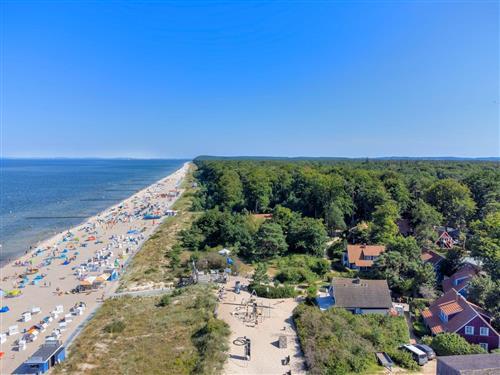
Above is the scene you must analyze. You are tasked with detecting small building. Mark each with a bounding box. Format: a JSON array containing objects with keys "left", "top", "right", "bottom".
[
  {"left": 422, "top": 289, "right": 499, "bottom": 351},
  {"left": 342, "top": 244, "right": 385, "bottom": 270},
  {"left": 421, "top": 249, "right": 445, "bottom": 272},
  {"left": 435, "top": 226, "right": 460, "bottom": 249},
  {"left": 22, "top": 341, "right": 65, "bottom": 373},
  {"left": 328, "top": 278, "right": 393, "bottom": 314},
  {"left": 421, "top": 248, "right": 445, "bottom": 280},
  {"left": 442, "top": 263, "right": 480, "bottom": 297},
  {"left": 437, "top": 354, "right": 500, "bottom": 375}
]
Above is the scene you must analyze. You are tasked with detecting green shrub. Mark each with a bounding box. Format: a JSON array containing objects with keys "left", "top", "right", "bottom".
[
  {"left": 248, "top": 283, "right": 297, "bottom": 298},
  {"left": 386, "top": 348, "right": 420, "bottom": 371},
  {"left": 103, "top": 319, "right": 125, "bottom": 334},
  {"left": 293, "top": 305, "right": 410, "bottom": 374},
  {"left": 429, "top": 333, "right": 487, "bottom": 356},
  {"left": 412, "top": 319, "right": 430, "bottom": 338},
  {"left": 192, "top": 317, "right": 230, "bottom": 374},
  {"left": 157, "top": 294, "right": 171, "bottom": 307}
]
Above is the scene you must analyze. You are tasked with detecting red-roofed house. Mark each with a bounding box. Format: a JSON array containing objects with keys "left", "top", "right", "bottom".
[
  {"left": 422, "top": 289, "right": 499, "bottom": 351},
  {"left": 442, "top": 263, "right": 480, "bottom": 297},
  {"left": 342, "top": 244, "right": 386, "bottom": 270}
]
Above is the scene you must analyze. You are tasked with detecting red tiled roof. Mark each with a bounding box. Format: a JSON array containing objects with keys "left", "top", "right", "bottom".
[
  {"left": 347, "top": 245, "right": 385, "bottom": 267},
  {"left": 422, "top": 289, "right": 478, "bottom": 334},
  {"left": 440, "top": 301, "right": 464, "bottom": 315}
]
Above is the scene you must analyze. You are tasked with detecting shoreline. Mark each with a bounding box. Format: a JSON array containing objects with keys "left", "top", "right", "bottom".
[
  {"left": 0, "top": 162, "right": 191, "bottom": 374},
  {"left": 0, "top": 162, "right": 189, "bottom": 268}
]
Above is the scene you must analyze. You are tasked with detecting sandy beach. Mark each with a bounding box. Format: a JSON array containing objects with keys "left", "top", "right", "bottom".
[{"left": 0, "top": 162, "right": 190, "bottom": 374}]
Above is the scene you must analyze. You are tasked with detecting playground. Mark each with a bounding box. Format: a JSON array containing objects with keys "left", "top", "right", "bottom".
[{"left": 217, "top": 276, "right": 305, "bottom": 374}]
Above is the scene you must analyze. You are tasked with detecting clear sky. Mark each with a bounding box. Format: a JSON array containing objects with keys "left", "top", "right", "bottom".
[{"left": 1, "top": 0, "right": 498, "bottom": 158}]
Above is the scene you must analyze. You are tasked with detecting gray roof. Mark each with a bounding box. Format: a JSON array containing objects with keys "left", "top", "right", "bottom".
[
  {"left": 330, "top": 278, "right": 392, "bottom": 309},
  {"left": 437, "top": 354, "right": 500, "bottom": 371},
  {"left": 25, "top": 342, "right": 63, "bottom": 364}
]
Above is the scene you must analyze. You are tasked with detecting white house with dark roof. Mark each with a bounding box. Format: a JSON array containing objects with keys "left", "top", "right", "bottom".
[{"left": 328, "top": 277, "right": 393, "bottom": 315}]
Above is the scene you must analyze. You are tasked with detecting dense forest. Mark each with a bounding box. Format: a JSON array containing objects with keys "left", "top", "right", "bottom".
[{"left": 181, "top": 158, "right": 499, "bottom": 325}]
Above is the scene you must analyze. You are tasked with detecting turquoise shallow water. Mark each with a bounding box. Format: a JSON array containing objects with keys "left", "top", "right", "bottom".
[{"left": 0, "top": 159, "right": 187, "bottom": 262}]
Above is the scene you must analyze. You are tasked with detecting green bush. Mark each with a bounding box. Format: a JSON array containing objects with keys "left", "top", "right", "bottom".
[
  {"left": 192, "top": 317, "right": 230, "bottom": 374},
  {"left": 248, "top": 283, "right": 297, "bottom": 298},
  {"left": 293, "top": 305, "right": 410, "bottom": 374},
  {"left": 412, "top": 319, "right": 430, "bottom": 338},
  {"left": 103, "top": 319, "right": 125, "bottom": 334},
  {"left": 386, "top": 348, "right": 420, "bottom": 371},
  {"left": 275, "top": 255, "right": 331, "bottom": 285},
  {"left": 429, "top": 333, "right": 487, "bottom": 356},
  {"left": 157, "top": 294, "right": 171, "bottom": 307}
]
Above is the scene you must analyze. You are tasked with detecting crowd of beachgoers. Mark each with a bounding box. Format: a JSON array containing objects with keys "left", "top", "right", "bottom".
[{"left": 0, "top": 162, "right": 189, "bottom": 374}]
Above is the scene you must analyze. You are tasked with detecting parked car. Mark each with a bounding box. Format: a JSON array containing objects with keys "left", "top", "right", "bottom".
[
  {"left": 401, "top": 344, "right": 428, "bottom": 366},
  {"left": 415, "top": 344, "right": 436, "bottom": 360}
]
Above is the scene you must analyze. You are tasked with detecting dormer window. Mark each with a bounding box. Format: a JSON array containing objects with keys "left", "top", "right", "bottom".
[
  {"left": 454, "top": 276, "right": 468, "bottom": 286},
  {"left": 439, "top": 309, "right": 448, "bottom": 322}
]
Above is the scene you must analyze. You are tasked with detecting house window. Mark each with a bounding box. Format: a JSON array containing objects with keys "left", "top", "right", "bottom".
[
  {"left": 480, "top": 327, "right": 489, "bottom": 336},
  {"left": 439, "top": 310, "right": 448, "bottom": 323},
  {"left": 465, "top": 326, "right": 474, "bottom": 335},
  {"left": 479, "top": 343, "right": 488, "bottom": 351}
]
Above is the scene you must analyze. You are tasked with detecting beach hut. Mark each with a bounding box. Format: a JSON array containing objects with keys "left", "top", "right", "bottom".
[
  {"left": 22, "top": 312, "right": 32, "bottom": 322},
  {"left": 22, "top": 341, "right": 65, "bottom": 373},
  {"left": 9, "top": 325, "right": 19, "bottom": 336}
]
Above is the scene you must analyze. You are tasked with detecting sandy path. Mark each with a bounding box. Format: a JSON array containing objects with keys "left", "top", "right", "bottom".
[{"left": 0, "top": 162, "right": 190, "bottom": 374}]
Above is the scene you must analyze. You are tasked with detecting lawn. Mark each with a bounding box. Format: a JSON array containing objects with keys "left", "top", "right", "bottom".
[{"left": 54, "top": 286, "right": 229, "bottom": 375}]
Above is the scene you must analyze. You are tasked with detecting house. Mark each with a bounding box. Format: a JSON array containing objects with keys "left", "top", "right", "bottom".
[
  {"left": 435, "top": 226, "right": 460, "bottom": 249},
  {"left": 21, "top": 341, "right": 65, "bottom": 373},
  {"left": 421, "top": 249, "right": 445, "bottom": 271},
  {"left": 328, "top": 277, "right": 393, "bottom": 314},
  {"left": 342, "top": 244, "right": 385, "bottom": 270},
  {"left": 437, "top": 354, "right": 500, "bottom": 375},
  {"left": 442, "top": 263, "right": 480, "bottom": 297},
  {"left": 422, "top": 289, "right": 499, "bottom": 351},
  {"left": 421, "top": 248, "right": 445, "bottom": 281}
]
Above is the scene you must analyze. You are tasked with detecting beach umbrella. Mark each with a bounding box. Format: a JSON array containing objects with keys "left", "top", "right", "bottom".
[{"left": 0, "top": 306, "right": 9, "bottom": 313}]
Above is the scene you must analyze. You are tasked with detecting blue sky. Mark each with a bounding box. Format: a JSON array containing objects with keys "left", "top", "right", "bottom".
[{"left": 2, "top": 1, "right": 498, "bottom": 158}]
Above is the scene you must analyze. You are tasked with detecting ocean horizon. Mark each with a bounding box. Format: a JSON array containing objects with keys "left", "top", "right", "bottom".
[{"left": 0, "top": 158, "right": 188, "bottom": 262}]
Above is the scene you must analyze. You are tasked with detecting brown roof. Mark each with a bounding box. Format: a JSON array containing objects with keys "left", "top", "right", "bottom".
[
  {"left": 252, "top": 213, "right": 273, "bottom": 219},
  {"left": 421, "top": 249, "right": 445, "bottom": 267},
  {"left": 347, "top": 245, "right": 385, "bottom": 267},
  {"left": 422, "top": 289, "right": 484, "bottom": 335},
  {"left": 330, "top": 278, "right": 392, "bottom": 310}
]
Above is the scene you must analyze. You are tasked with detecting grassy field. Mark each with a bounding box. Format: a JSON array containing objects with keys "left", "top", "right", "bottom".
[
  {"left": 54, "top": 286, "right": 229, "bottom": 375},
  {"left": 118, "top": 164, "right": 201, "bottom": 291}
]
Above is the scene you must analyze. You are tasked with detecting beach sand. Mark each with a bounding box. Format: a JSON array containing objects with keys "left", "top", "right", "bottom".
[{"left": 0, "top": 162, "right": 190, "bottom": 374}]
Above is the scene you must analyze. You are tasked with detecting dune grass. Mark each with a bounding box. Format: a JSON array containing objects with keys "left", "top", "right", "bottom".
[
  {"left": 54, "top": 286, "right": 229, "bottom": 375},
  {"left": 118, "top": 164, "right": 201, "bottom": 291}
]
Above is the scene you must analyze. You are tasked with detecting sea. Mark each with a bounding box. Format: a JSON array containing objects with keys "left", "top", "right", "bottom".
[{"left": 0, "top": 158, "right": 187, "bottom": 263}]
